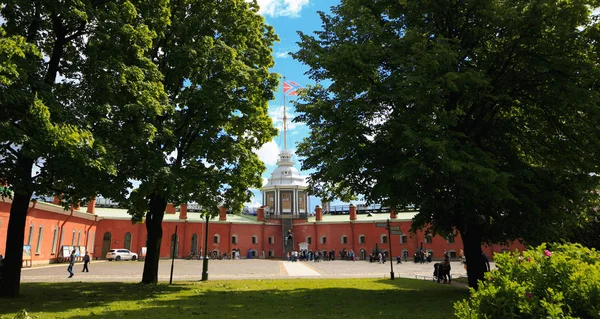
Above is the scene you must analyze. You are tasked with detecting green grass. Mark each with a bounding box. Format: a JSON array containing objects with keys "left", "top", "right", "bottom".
[{"left": 1, "top": 279, "right": 467, "bottom": 319}]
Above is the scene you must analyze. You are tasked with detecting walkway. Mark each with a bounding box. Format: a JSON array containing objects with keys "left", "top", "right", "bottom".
[{"left": 281, "top": 261, "right": 322, "bottom": 277}]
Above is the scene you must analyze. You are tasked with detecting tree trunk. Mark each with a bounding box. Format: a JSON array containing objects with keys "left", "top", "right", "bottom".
[
  {"left": 460, "top": 224, "right": 485, "bottom": 290},
  {"left": 141, "top": 194, "right": 167, "bottom": 284},
  {"left": 0, "top": 158, "right": 34, "bottom": 298}
]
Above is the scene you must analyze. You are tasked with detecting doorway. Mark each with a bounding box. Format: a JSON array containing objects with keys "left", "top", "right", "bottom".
[{"left": 101, "top": 232, "right": 112, "bottom": 259}]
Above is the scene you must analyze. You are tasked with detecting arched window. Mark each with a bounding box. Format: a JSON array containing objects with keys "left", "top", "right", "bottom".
[
  {"left": 77, "top": 230, "right": 82, "bottom": 246},
  {"left": 231, "top": 235, "right": 238, "bottom": 245},
  {"left": 268, "top": 250, "right": 274, "bottom": 257},
  {"left": 27, "top": 223, "right": 34, "bottom": 246},
  {"left": 51, "top": 227, "right": 58, "bottom": 254},
  {"left": 380, "top": 234, "right": 387, "bottom": 244},
  {"left": 268, "top": 236, "right": 274, "bottom": 244},
  {"left": 306, "top": 236, "right": 312, "bottom": 244},
  {"left": 320, "top": 236, "right": 326, "bottom": 244},
  {"left": 191, "top": 234, "right": 199, "bottom": 253},
  {"left": 124, "top": 232, "right": 132, "bottom": 250},
  {"left": 425, "top": 234, "right": 432, "bottom": 244},
  {"left": 446, "top": 235, "right": 455, "bottom": 244},
  {"left": 358, "top": 235, "right": 365, "bottom": 244},
  {"left": 400, "top": 234, "right": 408, "bottom": 244},
  {"left": 341, "top": 235, "right": 348, "bottom": 244},
  {"left": 213, "top": 234, "right": 220, "bottom": 244},
  {"left": 252, "top": 235, "right": 258, "bottom": 244},
  {"left": 60, "top": 228, "right": 66, "bottom": 246},
  {"left": 90, "top": 231, "right": 95, "bottom": 254},
  {"left": 71, "top": 230, "right": 76, "bottom": 246},
  {"left": 35, "top": 225, "right": 44, "bottom": 254}
]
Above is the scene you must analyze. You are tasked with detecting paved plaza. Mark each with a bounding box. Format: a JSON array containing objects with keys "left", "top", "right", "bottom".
[{"left": 20, "top": 259, "right": 490, "bottom": 282}]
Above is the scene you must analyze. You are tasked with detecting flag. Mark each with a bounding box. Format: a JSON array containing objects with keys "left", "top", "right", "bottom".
[{"left": 283, "top": 80, "right": 302, "bottom": 96}]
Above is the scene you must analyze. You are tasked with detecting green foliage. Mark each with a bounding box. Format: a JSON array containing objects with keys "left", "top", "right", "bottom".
[
  {"left": 293, "top": 0, "right": 600, "bottom": 245},
  {"left": 122, "top": 0, "right": 279, "bottom": 221},
  {"left": 454, "top": 243, "right": 600, "bottom": 318},
  {"left": 0, "top": 0, "right": 169, "bottom": 204}
]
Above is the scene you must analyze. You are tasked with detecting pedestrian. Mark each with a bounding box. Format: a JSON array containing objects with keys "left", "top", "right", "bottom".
[
  {"left": 67, "top": 250, "right": 76, "bottom": 278},
  {"left": 82, "top": 252, "right": 90, "bottom": 272}
]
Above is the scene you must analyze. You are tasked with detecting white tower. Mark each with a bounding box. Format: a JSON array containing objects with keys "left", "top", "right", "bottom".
[{"left": 261, "top": 150, "right": 308, "bottom": 216}]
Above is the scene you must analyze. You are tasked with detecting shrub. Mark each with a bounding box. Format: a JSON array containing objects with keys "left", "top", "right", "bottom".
[{"left": 454, "top": 243, "right": 600, "bottom": 319}]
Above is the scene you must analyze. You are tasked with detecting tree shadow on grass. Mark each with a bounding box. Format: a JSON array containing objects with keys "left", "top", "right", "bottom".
[
  {"left": 2, "top": 279, "right": 468, "bottom": 319},
  {"left": 2, "top": 282, "right": 185, "bottom": 316}
]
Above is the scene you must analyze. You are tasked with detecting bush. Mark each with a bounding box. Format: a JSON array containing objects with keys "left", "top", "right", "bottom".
[{"left": 454, "top": 243, "right": 600, "bottom": 319}]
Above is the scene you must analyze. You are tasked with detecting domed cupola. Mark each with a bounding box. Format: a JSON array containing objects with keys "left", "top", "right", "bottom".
[{"left": 262, "top": 149, "right": 309, "bottom": 216}]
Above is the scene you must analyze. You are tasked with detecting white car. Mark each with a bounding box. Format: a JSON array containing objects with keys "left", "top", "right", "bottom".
[{"left": 106, "top": 249, "right": 138, "bottom": 261}]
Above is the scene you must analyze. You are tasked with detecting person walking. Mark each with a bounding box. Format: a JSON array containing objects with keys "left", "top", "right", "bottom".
[
  {"left": 67, "top": 250, "right": 76, "bottom": 278},
  {"left": 82, "top": 252, "right": 90, "bottom": 272}
]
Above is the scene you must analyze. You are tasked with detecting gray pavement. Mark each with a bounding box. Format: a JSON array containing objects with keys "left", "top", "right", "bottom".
[{"left": 20, "top": 259, "right": 491, "bottom": 282}]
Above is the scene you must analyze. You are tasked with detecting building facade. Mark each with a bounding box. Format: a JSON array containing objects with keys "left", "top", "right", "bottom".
[{"left": 0, "top": 151, "right": 524, "bottom": 266}]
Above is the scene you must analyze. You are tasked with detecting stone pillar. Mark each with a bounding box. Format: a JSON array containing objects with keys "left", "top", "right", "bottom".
[
  {"left": 257, "top": 206, "right": 265, "bottom": 222},
  {"left": 315, "top": 205, "right": 322, "bottom": 221},
  {"left": 72, "top": 201, "right": 80, "bottom": 211},
  {"left": 219, "top": 206, "right": 227, "bottom": 221},
  {"left": 390, "top": 209, "right": 397, "bottom": 219},
  {"left": 349, "top": 204, "right": 357, "bottom": 221},
  {"left": 87, "top": 197, "right": 96, "bottom": 214},
  {"left": 179, "top": 204, "right": 188, "bottom": 220},
  {"left": 165, "top": 203, "right": 176, "bottom": 214}
]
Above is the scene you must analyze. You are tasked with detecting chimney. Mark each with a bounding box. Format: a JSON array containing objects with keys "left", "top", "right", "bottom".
[
  {"left": 315, "top": 205, "right": 322, "bottom": 221},
  {"left": 52, "top": 196, "right": 61, "bottom": 205},
  {"left": 349, "top": 204, "right": 357, "bottom": 221},
  {"left": 87, "top": 197, "right": 96, "bottom": 214},
  {"left": 257, "top": 206, "right": 265, "bottom": 222},
  {"left": 179, "top": 204, "right": 188, "bottom": 219},
  {"left": 390, "top": 209, "right": 397, "bottom": 219},
  {"left": 219, "top": 206, "right": 227, "bottom": 221},
  {"left": 166, "top": 203, "right": 176, "bottom": 214},
  {"left": 72, "top": 201, "right": 80, "bottom": 211}
]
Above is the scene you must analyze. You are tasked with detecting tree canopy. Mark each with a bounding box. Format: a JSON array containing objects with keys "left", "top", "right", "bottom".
[
  {"left": 293, "top": 0, "right": 600, "bottom": 288},
  {"left": 113, "top": 0, "right": 279, "bottom": 284},
  {"left": 0, "top": 0, "right": 169, "bottom": 297}
]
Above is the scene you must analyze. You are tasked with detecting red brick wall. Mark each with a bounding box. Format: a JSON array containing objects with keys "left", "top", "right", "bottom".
[{"left": 0, "top": 201, "right": 97, "bottom": 265}]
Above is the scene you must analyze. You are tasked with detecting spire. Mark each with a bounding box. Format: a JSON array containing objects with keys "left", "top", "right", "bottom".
[{"left": 283, "top": 76, "right": 287, "bottom": 150}]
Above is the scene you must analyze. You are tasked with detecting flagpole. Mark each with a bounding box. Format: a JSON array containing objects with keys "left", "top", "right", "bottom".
[{"left": 283, "top": 76, "right": 287, "bottom": 150}]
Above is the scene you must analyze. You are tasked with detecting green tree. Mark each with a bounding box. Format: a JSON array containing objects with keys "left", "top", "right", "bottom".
[
  {"left": 0, "top": 0, "right": 168, "bottom": 297},
  {"left": 293, "top": 0, "right": 600, "bottom": 289},
  {"left": 120, "top": 0, "right": 278, "bottom": 284}
]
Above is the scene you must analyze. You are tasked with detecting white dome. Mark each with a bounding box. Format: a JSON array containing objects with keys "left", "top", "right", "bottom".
[{"left": 263, "top": 150, "right": 308, "bottom": 188}]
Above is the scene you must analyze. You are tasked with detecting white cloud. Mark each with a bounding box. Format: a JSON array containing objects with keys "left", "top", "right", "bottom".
[
  {"left": 275, "top": 51, "right": 290, "bottom": 58},
  {"left": 254, "top": 139, "right": 281, "bottom": 166},
  {"left": 254, "top": 0, "right": 310, "bottom": 18}
]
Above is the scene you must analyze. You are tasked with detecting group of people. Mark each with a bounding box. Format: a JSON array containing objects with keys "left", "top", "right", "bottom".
[
  {"left": 414, "top": 250, "right": 433, "bottom": 263},
  {"left": 210, "top": 249, "right": 242, "bottom": 260},
  {"left": 66, "top": 250, "right": 91, "bottom": 278},
  {"left": 285, "top": 249, "right": 356, "bottom": 262}
]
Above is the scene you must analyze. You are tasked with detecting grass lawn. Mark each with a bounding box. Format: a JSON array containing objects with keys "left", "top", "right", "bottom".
[{"left": 1, "top": 278, "right": 467, "bottom": 319}]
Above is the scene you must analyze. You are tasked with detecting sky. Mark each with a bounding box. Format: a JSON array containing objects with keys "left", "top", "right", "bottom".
[{"left": 249, "top": 0, "right": 341, "bottom": 209}]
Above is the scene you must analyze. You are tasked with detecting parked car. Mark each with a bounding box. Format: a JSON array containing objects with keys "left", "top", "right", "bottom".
[{"left": 106, "top": 249, "right": 138, "bottom": 261}]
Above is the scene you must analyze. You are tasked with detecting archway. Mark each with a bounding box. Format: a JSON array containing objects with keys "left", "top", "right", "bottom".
[
  {"left": 124, "top": 232, "right": 132, "bottom": 251},
  {"left": 101, "top": 232, "right": 112, "bottom": 259},
  {"left": 359, "top": 248, "right": 366, "bottom": 261}
]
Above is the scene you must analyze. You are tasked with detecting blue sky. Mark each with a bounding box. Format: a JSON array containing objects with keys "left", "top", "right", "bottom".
[{"left": 249, "top": 0, "right": 341, "bottom": 209}]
